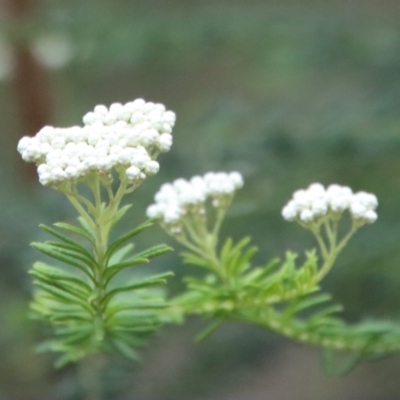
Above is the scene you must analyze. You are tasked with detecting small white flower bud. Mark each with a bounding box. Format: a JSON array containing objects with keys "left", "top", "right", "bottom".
[
  {"left": 103, "top": 112, "right": 117, "bottom": 126},
  {"left": 51, "top": 167, "right": 66, "bottom": 181},
  {"left": 130, "top": 112, "right": 145, "bottom": 125},
  {"left": 145, "top": 160, "right": 160, "bottom": 176},
  {"left": 37, "top": 164, "right": 49, "bottom": 175},
  {"left": 282, "top": 204, "right": 297, "bottom": 221},
  {"left": 158, "top": 134, "right": 173, "bottom": 152},
  {"left": 300, "top": 209, "right": 314, "bottom": 222},
  {"left": 146, "top": 204, "right": 162, "bottom": 219},
  {"left": 229, "top": 171, "right": 244, "bottom": 189},
  {"left": 39, "top": 172, "right": 52, "bottom": 186},
  {"left": 143, "top": 102, "right": 155, "bottom": 112},
  {"left": 311, "top": 199, "right": 328, "bottom": 216},
  {"left": 126, "top": 165, "right": 141, "bottom": 181},
  {"left": 308, "top": 183, "right": 325, "bottom": 197},
  {"left": 51, "top": 136, "right": 66, "bottom": 149},
  {"left": 350, "top": 202, "right": 367, "bottom": 219},
  {"left": 109, "top": 103, "right": 123, "bottom": 114},
  {"left": 330, "top": 196, "right": 349, "bottom": 212},
  {"left": 83, "top": 112, "right": 101, "bottom": 126},
  {"left": 132, "top": 98, "right": 146, "bottom": 108},
  {"left": 65, "top": 166, "right": 78, "bottom": 178},
  {"left": 94, "top": 105, "right": 108, "bottom": 115},
  {"left": 164, "top": 111, "right": 176, "bottom": 124},
  {"left": 364, "top": 210, "right": 378, "bottom": 223},
  {"left": 17, "top": 136, "right": 32, "bottom": 153}
]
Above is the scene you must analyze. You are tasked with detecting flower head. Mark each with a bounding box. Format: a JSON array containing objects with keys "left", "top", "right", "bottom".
[
  {"left": 17, "top": 99, "right": 176, "bottom": 187},
  {"left": 147, "top": 172, "right": 243, "bottom": 234},
  {"left": 282, "top": 183, "right": 378, "bottom": 225}
]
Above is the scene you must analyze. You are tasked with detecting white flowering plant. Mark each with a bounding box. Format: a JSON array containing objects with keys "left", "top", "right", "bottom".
[
  {"left": 147, "top": 174, "right": 399, "bottom": 375},
  {"left": 18, "top": 98, "right": 400, "bottom": 379},
  {"left": 18, "top": 99, "right": 177, "bottom": 367}
]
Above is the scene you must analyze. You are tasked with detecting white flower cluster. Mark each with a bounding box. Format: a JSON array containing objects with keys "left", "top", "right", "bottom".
[
  {"left": 146, "top": 172, "right": 244, "bottom": 226},
  {"left": 282, "top": 183, "right": 378, "bottom": 224},
  {"left": 17, "top": 99, "right": 176, "bottom": 186}
]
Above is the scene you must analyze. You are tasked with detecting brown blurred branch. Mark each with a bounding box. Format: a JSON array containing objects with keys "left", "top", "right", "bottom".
[{"left": 4, "top": 0, "right": 52, "bottom": 184}]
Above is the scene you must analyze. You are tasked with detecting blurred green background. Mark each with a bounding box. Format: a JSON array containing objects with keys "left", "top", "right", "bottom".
[{"left": 2, "top": 0, "right": 400, "bottom": 399}]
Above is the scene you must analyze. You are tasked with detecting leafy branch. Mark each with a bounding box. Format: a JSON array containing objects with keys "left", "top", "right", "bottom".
[
  {"left": 30, "top": 175, "right": 174, "bottom": 367},
  {"left": 170, "top": 233, "right": 400, "bottom": 373}
]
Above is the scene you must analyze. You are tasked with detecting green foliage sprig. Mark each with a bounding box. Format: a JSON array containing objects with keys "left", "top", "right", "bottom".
[
  {"left": 17, "top": 98, "right": 178, "bottom": 367},
  {"left": 18, "top": 98, "right": 400, "bottom": 377},
  {"left": 147, "top": 174, "right": 400, "bottom": 374},
  {"left": 29, "top": 176, "right": 173, "bottom": 367}
]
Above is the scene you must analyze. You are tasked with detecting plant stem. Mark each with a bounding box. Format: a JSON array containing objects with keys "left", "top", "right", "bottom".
[{"left": 78, "top": 355, "right": 104, "bottom": 400}]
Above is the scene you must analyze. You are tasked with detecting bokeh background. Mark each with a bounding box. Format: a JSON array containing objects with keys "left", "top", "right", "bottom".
[{"left": 2, "top": 0, "right": 400, "bottom": 399}]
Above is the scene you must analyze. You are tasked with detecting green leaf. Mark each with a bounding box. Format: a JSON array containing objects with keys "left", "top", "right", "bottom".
[
  {"left": 108, "top": 243, "right": 134, "bottom": 266},
  {"left": 62, "top": 330, "right": 92, "bottom": 345},
  {"left": 32, "top": 273, "right": 90, "bottom": 301},
  {"left": 282, "top": 251, "right": 297, "bottom": 276},
  {"left": 221, "top": 237, "right": 252, "bottom": 274},
  {"left": 232, "top": 246, "right": 258, "bottom": 275},
  {"left": 195, "top": 320, "right": 223, "bottom": 342},
  {"left": 40, "top": 224, "right": 92, "bottom": 252},
  {"left": 107, "top": 314, "right": 159, "bottom": 328},
  {"left": 55, "top": 353, "right": 82, "bottom": 369},
  {"left": 31, "top": 242, "right": 93, "bottom": 280},
  {"left": 30, "top": 300, "right": 86, "bottom": 316},
  {"left": 257, "top": 258, "right": 282, "bottom": 280},
  {"left": 184, "top": 277, "right": 217, "bottom": 294},
  {"left": 34, "top": 281, "right": 91, "bottom": 312},
  {"left": 110, "top": 204, "right": 132, "bottom": 229},
  {"left": 285, "top": 294, "right": 333, "bottom": 317},
  {"left": 133, "top": 244, "right": 173, "bottom": 261},
  {"left": 31, "top": 262, "right": 92, "bottom": 292},
  {"left": 77, "top": 217, "right": 96, "bottom": 240},
  {"left": 220, "top": 238, "right": 233, "bottom": 264},
  {"left": 41, "top": 242, "right": 95, "bottom": 269},
  {"left": 112, "top": 337, "right": 140, "bottom": 361},
  {"left": 181, "top": 252, "right": 211, "bottom": 269},
  {"left": 50, "top": 313, "right": 91, "bottom": 323},
  {"left": 40, "top": 224, "right": 95, "bottom": 262},
  {"left": 44, "top": 241, "right": 96, "bottom": 265},
  {"left": 94, "top": 314, "right": 105, "bottom": 341},
  {"left": 243, "top": 258, "right": 281, "bottom": 284},
  {"left": 308, "top": 305, "right": 344, "bottom": 327},
  {"left": 55, "top": 325, "right": 93, "bottom": 337},
  {"left": 109, "top": 331, "right": 148, "bottom": 348},
  {"left": 34, "top": 277, "right": 89, "bottom": 303},
  {"left": 322, "top": 348, "right": 364, "bottom": 376},
  {"left": 102, "top": 272, "right": 174, "bottom": 307},
  {"left": 54, "top": 222, "right": 95, "bottom": 244},
  {"left": 106, "top": 219, "right": 154, "bottom": 261},
  {"left": 104, "top": 257, "right": 149, "bottom": 285},
  {"left": 106, "top": 301, "right": 168, "bottom": 319},
  {"left": 111, "top": 325, "right": 158, "bottom": 334}
]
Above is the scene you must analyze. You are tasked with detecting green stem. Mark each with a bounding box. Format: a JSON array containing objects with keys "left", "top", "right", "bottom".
[
  {"left": 310, "top": 225, "right": 328, "bottom": 260},
  {"left": 336, "top": 224, "right": 358, "bottom": 254},
  {"left": 315, "top": 223, "right": 359, "bottom": 282},
  {"left": 90, "top": 176, "right": 102, "bottom": 210},
  {"left": 66, "top": 195, "right": 96, "bottom": 229},
  {"left": 235, "top": 310, "right": 400, "bottom": 354},
  {"left": 182, "top": 218, "right": 206, "bottom": 248},
  {"left": 175, "top": 234, "right": 205, "bottom": 256},
  {"left": 212, "top": 206, "right": 227, "bottom": 237},
  {"left": 78, "top": 355, "right": 104, "bottom": 400}
]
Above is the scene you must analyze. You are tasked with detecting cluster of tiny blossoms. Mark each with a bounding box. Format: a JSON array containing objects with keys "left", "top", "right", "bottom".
[
  {"left": 17, "top": 99, "right": 175, "bottom": 186},
  {"left": 282, "top": 183, "right": 378, "bottom": 224},
  {"left": 146, "top": 172, "right": 243, "bottom": 230}
]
